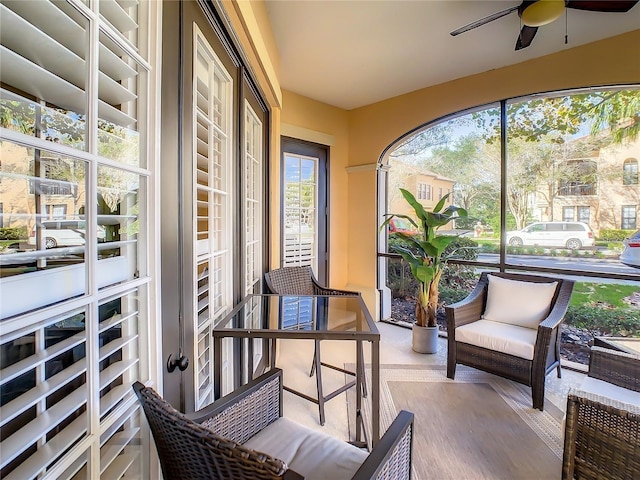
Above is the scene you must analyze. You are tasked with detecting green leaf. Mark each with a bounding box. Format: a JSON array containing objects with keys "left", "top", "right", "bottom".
[
  {"left": 414, "top": 264, "right": 435, "bottom": 284},
  {"left": 432, "top": 193, "right": 450, "bottom": 213},
  {"left": 400, "top": 188, "right": 428, "bottom": 222}
]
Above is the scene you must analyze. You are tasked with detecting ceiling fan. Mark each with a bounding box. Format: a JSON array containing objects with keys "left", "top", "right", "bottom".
[{"left": 450, "top": 0, "right": 639, "bottom": 51}]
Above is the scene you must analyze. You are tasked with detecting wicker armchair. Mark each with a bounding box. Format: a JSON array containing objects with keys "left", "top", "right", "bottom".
[
  {"left": 445, "top": 271, "right": 575, "bottom": 411},
  {"left": 562, "top": 346, "right": 640, "bottom": 480},
  {"left": 264, "top": 266, "right": 365, "bottom": 425},
  {"left": 134, "top": 368, "right": 414, "bottom": 480},
  {"left": 264, "top": 266, "right": 358, "bottom": 298}
]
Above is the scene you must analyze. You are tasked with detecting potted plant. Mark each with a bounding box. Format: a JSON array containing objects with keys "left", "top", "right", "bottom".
[{"left": 382, "top": 188, "right": 468, "bottom": 353}]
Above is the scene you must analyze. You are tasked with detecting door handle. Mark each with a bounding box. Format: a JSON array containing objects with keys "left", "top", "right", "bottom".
[{"left": 167, "top": 353, "right": 189, "bottom": 372}]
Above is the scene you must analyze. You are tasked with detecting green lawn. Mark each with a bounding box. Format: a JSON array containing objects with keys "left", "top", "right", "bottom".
[{"left": 571, "top": 282, "right": 639, "bottom": 310}]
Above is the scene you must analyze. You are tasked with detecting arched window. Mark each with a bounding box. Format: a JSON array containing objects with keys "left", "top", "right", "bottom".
[{"left": 623, "top": 158, "right": 638, "bottom": 185}]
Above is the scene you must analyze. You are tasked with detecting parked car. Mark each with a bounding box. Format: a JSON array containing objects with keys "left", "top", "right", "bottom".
[
  {"left": 506, "top": 221, "right": 594, "bottom": 250},
  {"left": 620, "top": 230, "right": 640, "bottom": 269},
  {"left": 387, "top": 217, "right": 419, "bottom": 235},
  {"left": 28, "top": 220, "right": 106, "bottom": 249}
]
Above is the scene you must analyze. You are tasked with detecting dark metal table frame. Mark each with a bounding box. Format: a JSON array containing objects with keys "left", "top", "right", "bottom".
[{"left": 212, "top": 294, "right": 381, "bottom": 447}]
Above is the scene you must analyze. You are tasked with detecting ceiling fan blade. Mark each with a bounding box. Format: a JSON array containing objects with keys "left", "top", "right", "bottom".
[
  {"left": 450, "top": 5, "right": 520, "bottom": 36},
  {"left": 566, "top": 0, "right": 639, "bottom": 12},
  {"left": 515, "top": 25, "right": 539, "bottom": 50}
]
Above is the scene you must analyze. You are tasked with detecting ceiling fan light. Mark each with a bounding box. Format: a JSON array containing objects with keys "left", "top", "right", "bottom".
[{"left": 521, "top": 0, "right": 566, "bottom": 27}]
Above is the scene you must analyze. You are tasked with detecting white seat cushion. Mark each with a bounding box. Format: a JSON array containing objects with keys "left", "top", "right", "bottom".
[
  {"left": 579, "top": 376, "right": 640, "bottom": 406},
  {"left": 455, "top": 319, "right": 538, "bottom": 360},
  {"left": 244, "top": 417, "right": 368, "bottom": 479},
  {"left": 483, "top": 275, "right": 557, "bottom": 329}
]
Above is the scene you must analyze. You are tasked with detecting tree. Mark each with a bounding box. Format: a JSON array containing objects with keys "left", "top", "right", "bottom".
[
  {"left": 474, "top": 89, "right": 640, "bottom": 146},
  {"left": 429, "top": 134, "right": 499, "bottom": 214},
  {"left": 389, "top": 122, "right": 452, "bottom": 159}
]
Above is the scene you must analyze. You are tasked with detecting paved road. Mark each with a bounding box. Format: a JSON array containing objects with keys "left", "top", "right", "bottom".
[{"left": 477, "top": 253, "right": 640, "bottom": 277}]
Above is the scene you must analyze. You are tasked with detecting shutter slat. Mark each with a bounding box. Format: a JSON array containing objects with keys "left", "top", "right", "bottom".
[
  {"left": 100, "top": 383, "right": 132, "bottom": 417},
  {"left": 98, "top": 311, "right": 137, "bottom": 334},
  {"left": 0, "top": 387, "right": 86, "bottom": 468},
  {"left": 100, "top": 428, "right": 139, "bottom": 474},
  {"left": 3, "top": 414, "right": 87, "bottom": 480},
  {"left": 100, "top": 0, "right": 138, "bottom": 34},
  {"left": 100, "top": 358, "right": 138, "bottom": 390},
  {"left": 0, "top": 330, "right": 85, "bottom": 387},
  {"left": 0, "top": 46, "right": 136, "bottom": 127},
  {"left": 0, "top": 5, "right": 136, "bottom": 108},
  {"left": 101, "top": 451, "right": 139, "bottom": 480},
  {"left": 3, "top": 0, "right": 85, "bottom": 58},
  {"left": 98, "top": 334, "right": 138, "bottom": 362},
  {"left": 0, "top": 358, "right": 86, "bottom": 426}
]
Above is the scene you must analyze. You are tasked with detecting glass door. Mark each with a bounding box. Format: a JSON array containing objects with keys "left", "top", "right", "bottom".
[{"left": 281, "top": 138, "right": 328, "bottom": 283}]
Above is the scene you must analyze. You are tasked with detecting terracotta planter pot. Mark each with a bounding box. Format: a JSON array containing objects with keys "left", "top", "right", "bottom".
[{"left": 412, "top": 324, "right": 439, "bottom": 354}]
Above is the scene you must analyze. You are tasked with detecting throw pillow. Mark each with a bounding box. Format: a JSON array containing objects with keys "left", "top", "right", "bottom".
[{"left": 482, "top": 275, "right": 558, "bottom": 329}]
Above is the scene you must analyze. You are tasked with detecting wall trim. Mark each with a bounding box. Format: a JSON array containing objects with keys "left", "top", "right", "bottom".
[
  {"left": 346, "top": 163, "right": 377, "bottom": 173},
  {"left": 281, "top": 123, "right": 335, "bottom": 146}
]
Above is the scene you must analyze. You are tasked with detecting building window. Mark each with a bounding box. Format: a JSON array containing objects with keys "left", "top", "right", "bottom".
[
  {"left": 46, "top": 204, "right": 67, "bottom": 219},
  {"left": 577, "top": 206, "right": 590, "bottom": 224},
  {"left": 438, "top": 187, "right": 443, "bottom": 199},
  {"left": 623, "top": 158, "right": 638, "bottom": 185},
  {"left": 417, "top": 182, "right": 430, "bottom": 200},
  {"left": 563, "top": 207, "right": 575, "bottom": 222},
  {"left": 622, "top": 205, "right": 637, "bottom": 230},
  {"left": 558, "top": 160, "right": 597, "bottom": 196}
]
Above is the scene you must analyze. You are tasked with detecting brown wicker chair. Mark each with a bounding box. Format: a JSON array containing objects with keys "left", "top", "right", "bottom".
[
  {"left": 133, "top": 368, "right": 414, "bottom": 480},
  {"left": 562, "top": 346, "right": 640, "bottom": 480},
  {"left": 445, "top": 271, "right": 575, "bottom": 411},
  {"left": 264, "top": 266, "right": 365, "bottom": 425}
]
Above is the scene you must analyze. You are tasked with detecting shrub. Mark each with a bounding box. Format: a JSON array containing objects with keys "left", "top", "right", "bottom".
[
  {"left": 599, "top": 229, "right": 635, "bottom": 241},
  {"left": 564, "top": 304, "right": 640, "bottom": 336},
  {"left": 439, "top": 285, "right": 471, "bottom": 306},
  {"left": 0, "top": 227, "right": 27, "bottom": 240}
]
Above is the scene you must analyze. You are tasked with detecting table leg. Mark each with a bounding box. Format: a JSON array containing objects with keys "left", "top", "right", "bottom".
[
  {"left": 355, "top": 339, "right": 363, "bottom": 444},
  {"left": 372, "top": 338, "right": 380, "bottom": 447},
  {"left": 214, "top": 336, "right": 222, "bottom": 399}
]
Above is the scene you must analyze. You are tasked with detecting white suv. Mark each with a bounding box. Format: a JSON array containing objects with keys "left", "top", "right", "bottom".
[
  {"left": 506, "top": 221, "right": 594, "bottom": 250},
  {"left": 28, "top": 220, "right": 106, "bottom": 249}
]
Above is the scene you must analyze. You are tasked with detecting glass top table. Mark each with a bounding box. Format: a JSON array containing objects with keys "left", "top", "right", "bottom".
[
  {"left": 594, "top": 336, "right": 640, "bottom": 355},
  {"left": 212, "top": 294, "right": 381, "bottom": 446}
]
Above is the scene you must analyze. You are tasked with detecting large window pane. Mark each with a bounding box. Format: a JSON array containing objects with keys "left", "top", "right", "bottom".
[
  {"left": 504, "top": 91, "right": 640, "bottom": 275},
  {"left": 0, "top": 143, "right": 87, "bottom": 319},
  {"left": 97, "top": 165, "right": 140, "bottom": 286},
  {"left": 385, "top": 107, "right": 501, "bottom": 323},
  {"left": 381, "top": 87, "right": 639, "bottom": 367}
]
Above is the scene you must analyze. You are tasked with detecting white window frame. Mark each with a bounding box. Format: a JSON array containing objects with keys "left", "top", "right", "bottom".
[{"left": 0, "top": 1, "right": 161, "bottom": 478}]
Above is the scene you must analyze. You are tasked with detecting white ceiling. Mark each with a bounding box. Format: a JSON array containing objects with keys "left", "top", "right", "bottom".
[{"left": 265, "top": 0, "right": 640, "bottom": 110}]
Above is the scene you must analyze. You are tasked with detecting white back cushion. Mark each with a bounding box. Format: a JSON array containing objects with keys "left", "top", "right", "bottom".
[{"left": 482, "top": 275, "right": 558, "bottom": 329}]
